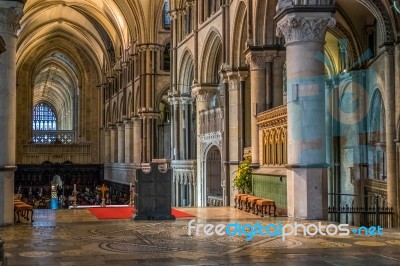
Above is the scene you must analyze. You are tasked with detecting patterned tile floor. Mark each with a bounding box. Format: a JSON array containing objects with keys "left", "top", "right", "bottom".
[{"left": 1, "top": 207, "right": 400, "bottom": 265}]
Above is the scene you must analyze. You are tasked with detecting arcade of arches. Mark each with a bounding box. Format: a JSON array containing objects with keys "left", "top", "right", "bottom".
[{"left": 0, "top": 0, "right": 400, "bottom": 226}]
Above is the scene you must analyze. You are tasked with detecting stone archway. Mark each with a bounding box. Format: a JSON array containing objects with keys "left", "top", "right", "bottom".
[{"left": 205, "top": 146, "right": 223, "bottom": 206}]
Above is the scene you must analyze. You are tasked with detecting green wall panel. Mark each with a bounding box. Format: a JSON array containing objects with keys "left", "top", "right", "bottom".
[{"left": 252, "top": 174, "right": 287, "bottom": 210}]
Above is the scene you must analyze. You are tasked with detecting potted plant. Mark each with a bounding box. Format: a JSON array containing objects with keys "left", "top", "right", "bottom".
[{"left": 233, "top": 158, "right": 252, "bottom": 194}]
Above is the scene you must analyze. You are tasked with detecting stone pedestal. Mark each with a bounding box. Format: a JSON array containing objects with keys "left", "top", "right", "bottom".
[
  {"left": 0, "top": 1, "right": 23, "bottom": 226},
  {"left": 287, "top": 167, "right": 328, "bottom": 219},
  {"left": 276, "top": 8, "right": 335, "bottom": 219}
]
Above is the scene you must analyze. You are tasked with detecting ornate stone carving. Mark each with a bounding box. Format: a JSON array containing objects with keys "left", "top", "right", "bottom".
[
  {"left": 0, "top": 7, "right": 23, "bottom": 34},
  {"left": 257, "top": 104, "right": 287, "bottom": 129},
  {"left": 276, "top": 16, "right": 336, "bottom": 44},
  {"left": 227, "top": 73, "right": 239, "bottom": 91},
  {"left": 274, "top": 55, "right": 286, "bottom": 68},
  {"left": 191, "top": 87, "right": 218, "bottom": 102},
  {"left": 245, "top": 54, "right": 273, "bottom": 71},
  {"left": 276, "top": 0, "right": 294, "bottom": 12}
]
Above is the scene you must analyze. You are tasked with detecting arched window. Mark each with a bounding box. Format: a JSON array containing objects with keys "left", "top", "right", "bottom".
[
  {"left": 163, "top": 0, "right": 171, "bottom": 28},
  {"left": 33, "top": 103, "right": 57, "bottom": 130}
]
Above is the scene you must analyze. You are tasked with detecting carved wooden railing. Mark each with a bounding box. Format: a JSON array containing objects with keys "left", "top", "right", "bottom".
[
  {"left": 257, "top": 105, "right": 288, "bottom": 166},
  {"left": 199, "top": 107, "right": 223, "bottom": 135}
]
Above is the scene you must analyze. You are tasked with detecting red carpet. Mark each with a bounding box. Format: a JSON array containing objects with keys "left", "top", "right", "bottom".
[{"left": 87, "top": 206, "right": 195, "bottom": 219}]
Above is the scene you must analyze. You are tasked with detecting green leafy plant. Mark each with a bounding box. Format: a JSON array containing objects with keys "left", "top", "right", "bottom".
[{"left": 233, "top": 159, "right": 252, "bottom": 194}]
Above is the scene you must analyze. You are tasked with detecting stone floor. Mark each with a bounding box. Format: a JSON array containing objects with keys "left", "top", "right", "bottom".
[{"left": 1, "top": 207, "right": 400, "bottom": 265}]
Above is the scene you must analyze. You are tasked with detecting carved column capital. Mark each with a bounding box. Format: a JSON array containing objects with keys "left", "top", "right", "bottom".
[
  {"left": 191, "top": 87, "right": 218, "bottom": 102},
  {"left": 276, "top": 15, "right": 336, "bottom": 44},
  {"left": 227, "top": 73, "right": 240, "bottom": 91},
  {"left": 219, "top": 72, "right": 229, "bottom": 84},
  {"left": 116, "top": 122, "right": 125, "bottom": 130},
  {"left": 123, "top": 118, "right": 133, "bottom": 128},
  {"left": 274, "top": 55, "right": 286, "bottom": 68},
  {"left": 0, "top": 6, "right": 23, "bottom": 34},
  {"left": 245, "top": 53, "right": 274, "bottom": 71}
]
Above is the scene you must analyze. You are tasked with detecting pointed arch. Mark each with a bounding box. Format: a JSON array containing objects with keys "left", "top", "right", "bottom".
[
  {"left": 179, "top": 49, "right": 195, "bottom": 93},
  {"left": 232, "top": 1, "right": 247, "bottom": 68},
  {"left": 200, "top": 29, "right": 222, "bottom": 84}
]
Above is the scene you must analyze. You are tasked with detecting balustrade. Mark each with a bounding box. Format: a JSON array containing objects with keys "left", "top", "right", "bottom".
[{"left": 32, "top": 130, "right": 75, "bottom": 144}]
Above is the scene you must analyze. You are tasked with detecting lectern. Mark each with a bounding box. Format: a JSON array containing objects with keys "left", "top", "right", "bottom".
[{"left": 133, "top": 163, "right": 175, "bottom": 220}]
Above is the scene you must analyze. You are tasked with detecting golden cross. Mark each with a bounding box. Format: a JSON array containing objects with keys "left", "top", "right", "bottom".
[{"left": 98, "top": 184, "right": 109, "bottom": 199}]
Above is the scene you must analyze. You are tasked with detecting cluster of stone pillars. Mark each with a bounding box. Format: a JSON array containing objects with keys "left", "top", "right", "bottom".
[
  {"left": 245, "top": 51, "right": 285, "bottom": 168},
  {"left": 103, "top": 117, "right": 142, "bottom": 164},
  {"left": 0, "top": 1, "right": 24, "bottom": 226}
]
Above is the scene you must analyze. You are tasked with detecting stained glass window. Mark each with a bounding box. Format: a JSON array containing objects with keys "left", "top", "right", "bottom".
[
  {"left": 33, "top": 103, "right": 57, "bottom": 130},
  {"left": 163, "top": 0, "right": 171, "bottom": 27}
]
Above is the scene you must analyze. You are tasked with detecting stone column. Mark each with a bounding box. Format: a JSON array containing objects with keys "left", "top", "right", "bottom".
[
  {"left": 245, "top": 53, "right": 270, "bottom": 166},
  {"left": 0, "top": 1, "right": 23, "bottom": 225},
  {"left": 395, "top": 43, "right": 400, "bottom": 226},
  {"left": 171, "top": 101, "right": 179, "bottom": 160},
  {"left": 276, "top": 10, "right": 336, "bottom": 219},
  {"left": 227, "top": 72, "right": 242, "bottom": 205},
  {"left": 124, "top": 118, "right": 133, "bottom": 163},
  {"left": 110, "top": 126, "right": 118, "bottom": 163},
  {"left": 171, "top": 175, "right": 176, "bottom": 207},
  {"left": 273, "top": 55, "right": 286, "bottom": 107},
  {"left": 179, "top": 97, "right": 192, "bottom": 160},
  {"left": 132, "top": 116, "right": 142, "bottom": 164},
  {"left": 104, "top": 128, "right": 111, "bottom": 163},
  {"left": 191, "top": 86, "right": 217, "bottom": 206},
  {"left": 384, "top": 45, "right": 397, "bottom": 222},
  {"left": 220, "top": 72, "right": 229, "bottom": 206},
  {"left": 175, "top": 177, "right": 180, "bottom": 206},
  {"left": 188, "top": 179, "right": 193, "bottom": 207},
  {"left": 117, "top": 123, "right": 125, "bottom": 163}
]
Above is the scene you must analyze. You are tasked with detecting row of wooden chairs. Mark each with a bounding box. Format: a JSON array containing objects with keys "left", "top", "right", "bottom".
[
  {"left": 234, "top": 194, "right": 276, "bottom": 217},
  {"left": 14, "top": 199, "right": 34, "bottom": 223}
]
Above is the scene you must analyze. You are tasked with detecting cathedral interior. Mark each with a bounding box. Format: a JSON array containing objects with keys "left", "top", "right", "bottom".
[{"left": 1, "top": 1, "right": 400, "bottom": 263}]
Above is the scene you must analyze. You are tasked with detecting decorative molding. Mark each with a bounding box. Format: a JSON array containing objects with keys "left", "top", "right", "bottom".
[
  {"left": 273, "top": 55, "right": 286, "bottom": 68},
  {"left": 276, "top": 16, "right": 336, "bottom": 44},
  {"left": 191, "top": 87, "right": 218, "bottom": 102},
  {"left": 257, "top": 104, "right": 287, "bottom": 129},
  {"left": 228, "top": 74, "right": 240, "bottom": 91},
  {"left": 0, "top": 7, "right": 23, "bottom": 34},
  {"left": 169, "top": 95, "right": 193, "bottom": 106},
  {"left": 199, "top": 108, "right": 224, "bottom": 136},
  {"left": 245, "top": 54, "right": 273, "bottom": 71}
]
